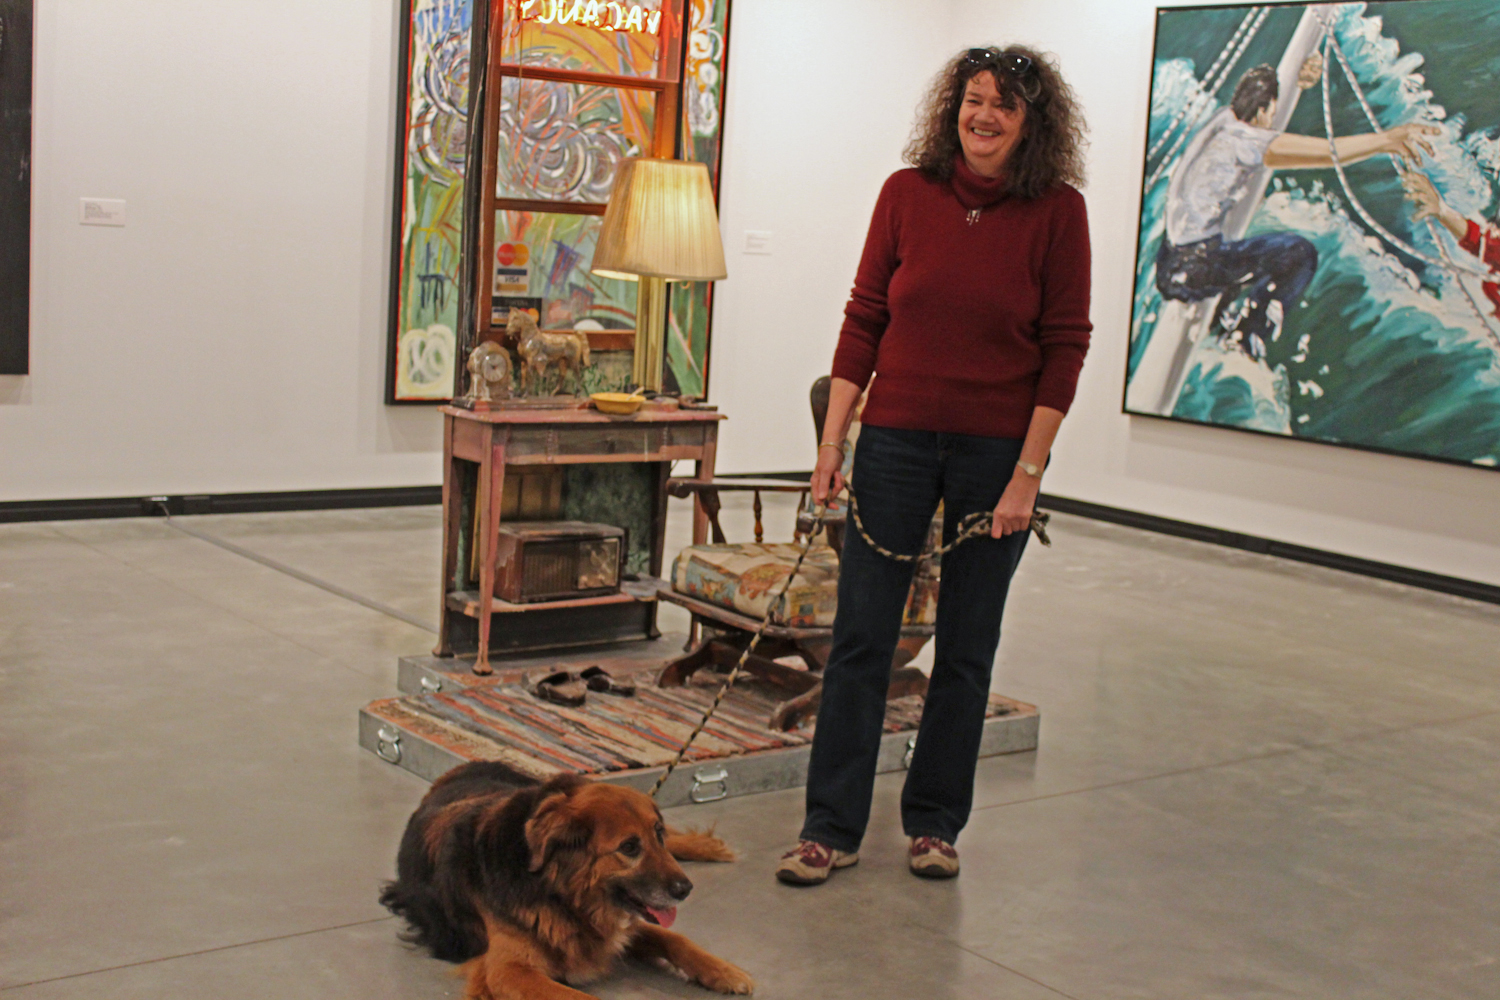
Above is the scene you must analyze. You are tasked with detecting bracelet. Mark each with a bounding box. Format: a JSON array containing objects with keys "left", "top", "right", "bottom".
[{"left": 819, "top": 442, "right": 845, "bottom": 456}]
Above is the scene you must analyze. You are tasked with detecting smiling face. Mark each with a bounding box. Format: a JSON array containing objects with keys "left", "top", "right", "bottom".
[{"left": 957, "top": 70, "right": 1027, "bottom": 178}]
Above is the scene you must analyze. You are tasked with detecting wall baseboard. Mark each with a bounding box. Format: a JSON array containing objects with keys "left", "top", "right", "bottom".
[
  {"left": 0, "top": 486, "right": 442, "bottom": 523},
  {"left": 1037, "top": 493, "right": 1500, "bottom": 608},
  {"left": 6, "top": 480, "right": 1495, "bottom": 608}
]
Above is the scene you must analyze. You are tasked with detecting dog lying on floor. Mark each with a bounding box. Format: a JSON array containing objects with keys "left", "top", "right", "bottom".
[{"left": 380, "top": 763, "right": 754, "bottom": 999}]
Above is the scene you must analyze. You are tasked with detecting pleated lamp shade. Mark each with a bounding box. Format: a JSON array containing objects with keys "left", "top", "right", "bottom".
[{"left": 591, "top": 158, "right": 727, "bottom": 282}]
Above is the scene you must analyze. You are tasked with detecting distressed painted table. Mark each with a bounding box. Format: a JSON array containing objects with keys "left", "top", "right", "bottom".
[{"left": 435, "top": 401, "right": 723, "bottom": 675}]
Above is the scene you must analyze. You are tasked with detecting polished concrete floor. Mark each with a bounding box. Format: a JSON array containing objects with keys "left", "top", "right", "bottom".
[{"left": 3, "top": 494, "right": 1500, "bottom": 999}]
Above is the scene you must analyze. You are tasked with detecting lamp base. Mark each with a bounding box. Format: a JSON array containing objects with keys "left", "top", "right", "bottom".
[{"left": 631, "top": 276, "right": 668, "bottom": 393}]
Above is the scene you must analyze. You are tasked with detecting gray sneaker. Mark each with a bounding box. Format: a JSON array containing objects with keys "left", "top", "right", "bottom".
[{"left": 775, "top": 840, "right": 858, "bottom": 885}]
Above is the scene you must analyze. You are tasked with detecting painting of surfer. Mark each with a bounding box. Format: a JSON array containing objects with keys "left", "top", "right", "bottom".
[
  {"left": 1157, "top": 56, "right": 1432, "bottom": 361},
  {"left": 1128, "top": 1, "right": 1500, "bottom": 470}
]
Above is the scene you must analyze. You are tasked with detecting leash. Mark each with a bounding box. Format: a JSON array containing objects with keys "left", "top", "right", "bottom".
[
  {"left": 848, "top": 488, "right": 1051, "bottom": 559},
  {"left": 649, "top": 501, "right": 832, "bottom": 798},
  {"left": 647, "top": 488, "right": 1051, "bottom": 800}
]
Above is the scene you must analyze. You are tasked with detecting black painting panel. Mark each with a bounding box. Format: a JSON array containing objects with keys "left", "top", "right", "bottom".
[{"left": 0, "top": 0, "right": 31, "bottom": 375}]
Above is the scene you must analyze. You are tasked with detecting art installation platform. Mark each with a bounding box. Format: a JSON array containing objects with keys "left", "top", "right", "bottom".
[{"left": 359, "top": 641, "right": 1039, "bottom": 808}]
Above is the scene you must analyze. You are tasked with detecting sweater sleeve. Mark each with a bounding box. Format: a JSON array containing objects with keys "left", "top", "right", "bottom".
[
  {"left": 1033, "top": 188, "right": 1093, "bottom": 414},
  {"left": 830, "top": 174, "right": 903, "bottom": 390},
  {"left": 1458, "top": 218, "right": 1500, "bottom": 272}
]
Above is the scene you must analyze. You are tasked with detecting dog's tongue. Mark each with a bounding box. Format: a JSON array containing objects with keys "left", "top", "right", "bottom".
[{"left": 646, "top": 906, "right": 677, "bottom": 929}]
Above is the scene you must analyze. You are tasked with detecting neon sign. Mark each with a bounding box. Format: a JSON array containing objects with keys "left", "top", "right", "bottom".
[{"left": 517, "top": 0, "right": 663, "bottom": 35}]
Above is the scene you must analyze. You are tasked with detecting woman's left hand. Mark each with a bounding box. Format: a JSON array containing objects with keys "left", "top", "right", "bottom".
[{"left": 991, "top": 471, "right": 1041, "bottom": 538}]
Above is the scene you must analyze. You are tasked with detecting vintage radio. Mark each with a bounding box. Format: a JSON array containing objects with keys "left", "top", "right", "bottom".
[{"left": 493, "top": 521, "right": 626, "bottom": 603}]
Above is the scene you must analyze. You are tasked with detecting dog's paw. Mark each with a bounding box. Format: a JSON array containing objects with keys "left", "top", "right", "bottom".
[{"left": 695, "top": 960, "right": 754, "bottom": 995}]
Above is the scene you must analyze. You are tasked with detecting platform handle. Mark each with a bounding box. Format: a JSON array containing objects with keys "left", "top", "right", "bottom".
[
  {"left": 376, "top": 726, "right": 404, "bottom": 764},
  {"left": 690, "top": 766, "right": 729, "bottom": 803}
]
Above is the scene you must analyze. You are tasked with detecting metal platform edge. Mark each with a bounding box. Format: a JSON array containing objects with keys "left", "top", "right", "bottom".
[{"left": 359, "top": 700, "right": 1040, "bottom": 809}]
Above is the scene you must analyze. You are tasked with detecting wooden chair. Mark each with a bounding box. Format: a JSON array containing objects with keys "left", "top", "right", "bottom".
[{"left": 655, "top": 377, "right": 936, "bottom": 731}]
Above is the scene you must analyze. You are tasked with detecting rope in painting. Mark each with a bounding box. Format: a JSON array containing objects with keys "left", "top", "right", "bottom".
[
  {"left": 1316, "top": 22, "right": 1500, "bottom": 352},
  {"left": 1145, "top": 4, "right": 1500, "bottom": 356},
  {"left": 1143, "top": 6, "right": 1263, "bottom": 165},
  {"left": 1144, "top": 5, "right": 1270, "bottom": 191}
]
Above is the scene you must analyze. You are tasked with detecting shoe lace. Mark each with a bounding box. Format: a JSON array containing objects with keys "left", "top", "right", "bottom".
[
  {"left": 786, "top": 840, "right": 831, "bottom": 865},
  {"left": 912, "top": 836, "right": 956, "bottom": 858}
]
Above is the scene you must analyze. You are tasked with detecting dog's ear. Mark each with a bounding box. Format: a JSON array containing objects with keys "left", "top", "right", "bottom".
[{"left": 524, "top": 791, "right": 590, "bottom": 872}]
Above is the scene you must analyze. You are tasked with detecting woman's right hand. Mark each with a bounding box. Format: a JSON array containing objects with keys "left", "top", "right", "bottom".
[{"left": 812, "top": 444, "right": 846, "bottom": 506}]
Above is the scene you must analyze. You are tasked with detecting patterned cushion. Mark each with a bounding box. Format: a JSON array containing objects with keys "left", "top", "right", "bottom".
[{"left": 672, "top": 534, "right": 939, "bottom": 628}]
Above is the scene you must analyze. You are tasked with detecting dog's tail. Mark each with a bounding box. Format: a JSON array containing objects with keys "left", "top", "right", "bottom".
[
  {"left": 379, "top": 879, "right": 485, "bottom": 963},
  {"left": 665, "top": 824, "right": 737, "bottom": 862}
]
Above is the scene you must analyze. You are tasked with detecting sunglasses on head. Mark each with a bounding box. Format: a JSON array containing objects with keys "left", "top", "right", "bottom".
[{"left": 963, "top": 47, "right": 1040, "bottom": 100}]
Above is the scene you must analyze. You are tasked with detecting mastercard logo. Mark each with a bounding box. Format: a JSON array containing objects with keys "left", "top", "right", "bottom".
[{"left": 496, "top": 243, "right": 530, "bottom": 266}]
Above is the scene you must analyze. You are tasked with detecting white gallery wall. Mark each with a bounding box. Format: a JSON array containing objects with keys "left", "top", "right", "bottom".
[
  {"left": 5, "top": 0, "right": 1499, "bottom": 587},
  {"left": 2, "top": 0, "right": 439, "bottom": 500}
]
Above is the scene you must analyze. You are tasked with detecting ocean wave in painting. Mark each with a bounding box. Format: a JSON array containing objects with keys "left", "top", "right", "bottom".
[{"left": 1130, "top": 2, "right": 1500, "bottom": 467}]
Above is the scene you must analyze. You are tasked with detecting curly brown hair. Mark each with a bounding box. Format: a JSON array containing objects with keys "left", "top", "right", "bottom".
[{"left": 904, "top": 45, "right": 1087, "bottom": 200}]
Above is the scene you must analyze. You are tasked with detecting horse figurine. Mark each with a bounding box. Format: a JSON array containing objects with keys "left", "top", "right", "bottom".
[{"left": 506, "top": 308, "right": 592, "bottom": 396}]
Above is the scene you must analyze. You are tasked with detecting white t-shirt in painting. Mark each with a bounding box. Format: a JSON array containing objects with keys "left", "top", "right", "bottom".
[{"left": 1165, "top": 106, "right": 1279, "bottom": 246}]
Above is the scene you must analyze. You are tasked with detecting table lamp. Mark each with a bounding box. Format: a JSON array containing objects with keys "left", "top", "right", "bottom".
[{"left": 590, "top": 158, "right": 727, "bottom": 393}]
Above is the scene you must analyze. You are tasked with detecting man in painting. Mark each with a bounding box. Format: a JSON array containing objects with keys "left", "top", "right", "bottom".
[
  {"left": 1402, "top": 171, "right": 1500, "bottom": 319},
  {"left": 1158, "top": 55, "right": 1436, "bottom": 360}
]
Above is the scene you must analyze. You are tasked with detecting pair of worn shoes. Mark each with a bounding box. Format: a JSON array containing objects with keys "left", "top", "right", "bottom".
[
  {"left": 774, "top": 836, "right": 959, "bottom": 885},
  {"left": 530, "top": 666, "right": 635, "bottom": 706}
]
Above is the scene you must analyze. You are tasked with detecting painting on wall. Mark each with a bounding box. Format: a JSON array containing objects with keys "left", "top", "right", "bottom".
[
  {"left": 387, "top": 0, "right": 733, "bottom": 402},
  {"left": 388, "top": 0, "right": 473, "bottom": 402},
  {"left": 0, "top": 0, "right": 32, "bottom": 376},
  {"left": 666, "top": 0, "right": 732, "bottom": 398},
  {"left": 494, "top": 0, "right": 733, "bottom": 399},
  {"left": 1127, "top": 1, "right": 1500, "bottom": 469}
]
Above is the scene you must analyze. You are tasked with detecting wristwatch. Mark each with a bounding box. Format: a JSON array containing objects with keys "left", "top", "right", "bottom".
[{"left": 1016, "top": 460, "right": 1043, "bottom": 479}]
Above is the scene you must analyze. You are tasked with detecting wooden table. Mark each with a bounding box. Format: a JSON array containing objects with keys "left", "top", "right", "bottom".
[{"left": 435, "top": 402, "right": 724, "bottom": 675}]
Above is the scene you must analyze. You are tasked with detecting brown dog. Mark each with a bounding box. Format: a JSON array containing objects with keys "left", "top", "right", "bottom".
[{"left": 380, "top": 763, "right": 753, "bottom": 999}]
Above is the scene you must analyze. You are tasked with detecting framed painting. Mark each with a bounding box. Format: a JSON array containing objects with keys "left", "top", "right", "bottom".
[
  {"left": 386, "top": 0, "right": 733, "bottom": 402},
  {"left": 0, "top": 0, "right": 31, "bottom": 376},
  {"left": 1127, "top": 1, "right": 1500, "bottom": 469},
  {"left": 387, "top": 0, "right": 474, "bottom": 402}
]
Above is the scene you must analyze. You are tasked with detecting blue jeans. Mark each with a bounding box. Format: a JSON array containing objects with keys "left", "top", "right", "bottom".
[
  {"left": 1154, "top": 232, "right": 1317, "bottom": 359},
  {"left": 800, "top": 425, "right": 1030, "bottom": 851}
]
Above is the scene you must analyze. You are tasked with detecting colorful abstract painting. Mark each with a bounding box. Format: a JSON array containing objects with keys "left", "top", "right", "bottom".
[
  {"left": 494, "top": 0, "right": 732, "bottom": 398},
  {"left": 665, "top": 0, "right": 732, "bottom": 398},
  {"left": 389, "top": 0, "right": 473, "bottom": 401},
  {"left": 1128, "top": 1, "right": 1500, "bottom": 469}
]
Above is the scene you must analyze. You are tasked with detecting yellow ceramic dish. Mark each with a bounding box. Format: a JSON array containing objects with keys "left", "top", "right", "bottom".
[{"left": 591, "top": 392, "right": 646, "bottom": 415}]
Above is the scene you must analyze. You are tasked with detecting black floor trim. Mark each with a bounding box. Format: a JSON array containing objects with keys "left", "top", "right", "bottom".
[
  {"left": 1037, "top": 493, "right": 1500, "bottom": 608},
  {"left": 7, "top": 480, "right": 1495, "bottom": 608},
  {"left": 0, "top": 486, "right": 442, "bottom": 523}
]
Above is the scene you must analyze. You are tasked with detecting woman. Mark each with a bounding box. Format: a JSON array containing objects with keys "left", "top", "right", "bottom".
[{"left": 776, "top": 46, "right": 1091, "bottom": 885}]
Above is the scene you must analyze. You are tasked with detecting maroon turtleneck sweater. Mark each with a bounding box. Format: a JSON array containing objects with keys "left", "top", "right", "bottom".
[{"left": 830, "top": 158, "right": 1093, "bottom": 439}]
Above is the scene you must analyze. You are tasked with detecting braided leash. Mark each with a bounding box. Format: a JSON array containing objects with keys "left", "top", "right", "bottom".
[
  {"left": 649, "top": 502, "right": 831, "bottom": 799},
  {"left": 646, "top": 490, "right": 1051, "bottom": 800},
  {"left": 847, "top": 487, "right": 1052, "bottom": 559}
]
